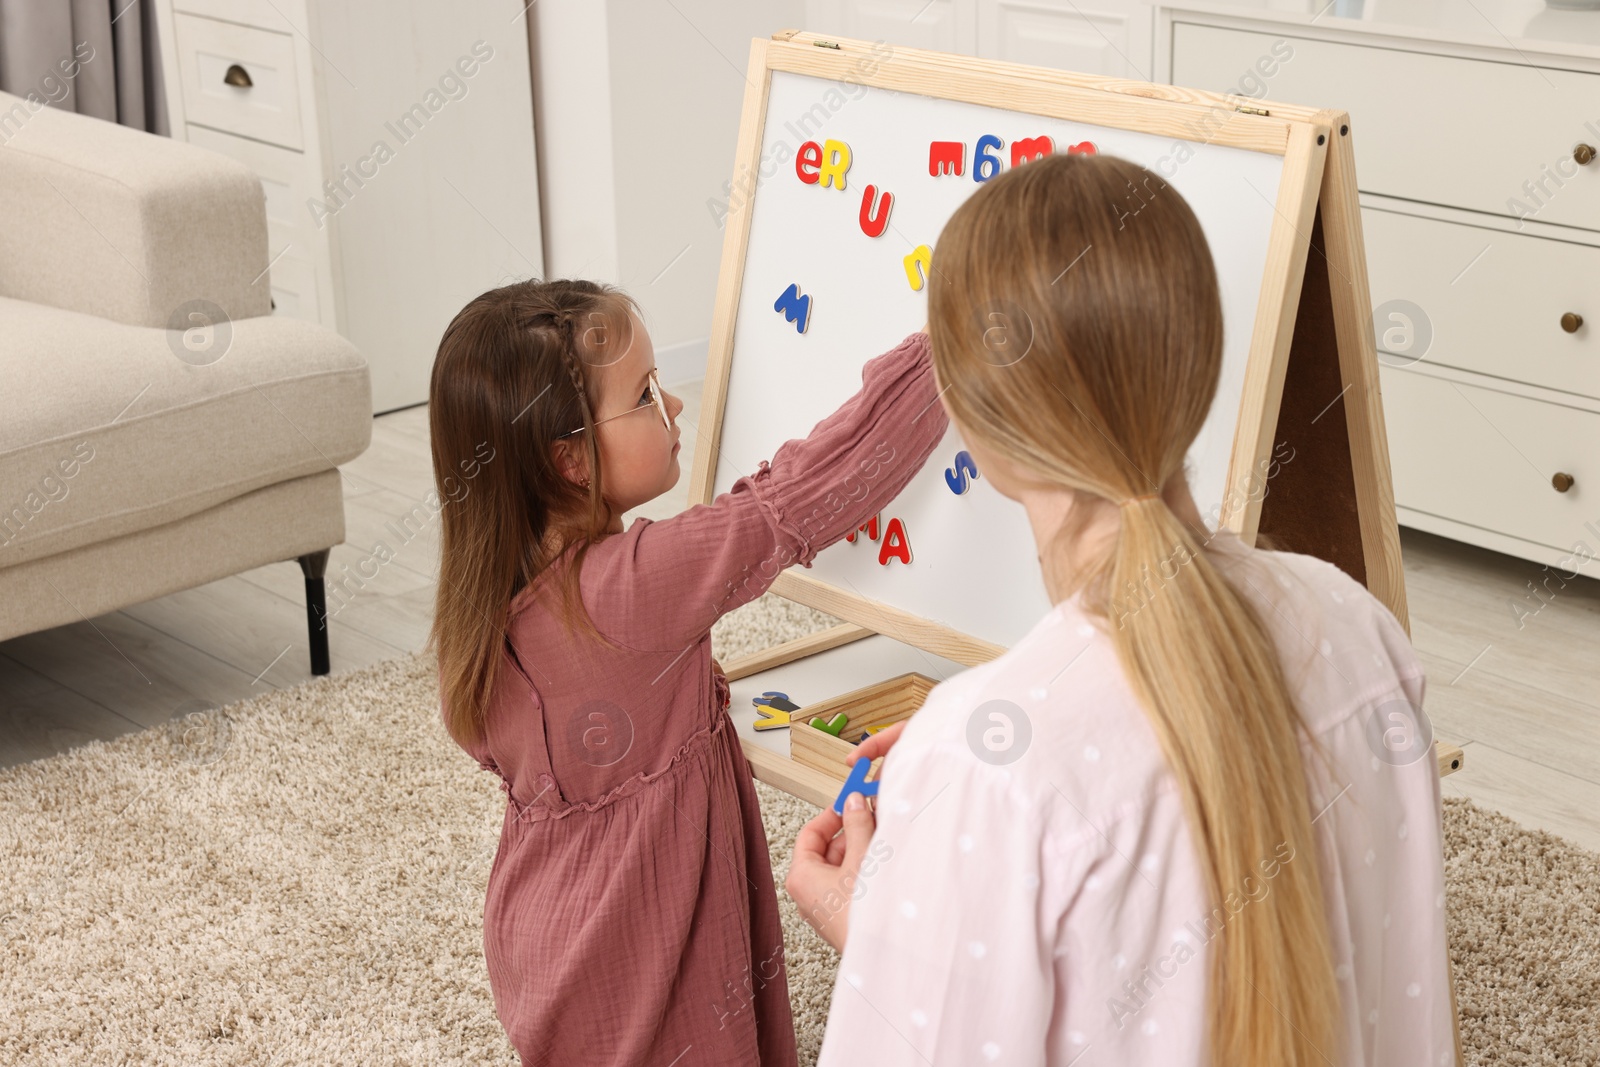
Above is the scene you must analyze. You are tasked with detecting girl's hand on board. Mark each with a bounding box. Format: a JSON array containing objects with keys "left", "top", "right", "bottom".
[
  {"left": 784, "top": 792, "right": 877, "bottom": 952},
  {"left": 851, "top": 720, "right": 907, "bottom": 767}
]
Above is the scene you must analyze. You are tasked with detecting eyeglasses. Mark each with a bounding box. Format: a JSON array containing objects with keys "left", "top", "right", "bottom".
[{"left": 558, "top": 367, "right": 671, "bottom": 438}]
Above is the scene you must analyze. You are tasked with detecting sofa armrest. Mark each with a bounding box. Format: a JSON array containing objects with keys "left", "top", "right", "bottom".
[{"left": 0, "top": 90, "right": 273, "bottom": 328}]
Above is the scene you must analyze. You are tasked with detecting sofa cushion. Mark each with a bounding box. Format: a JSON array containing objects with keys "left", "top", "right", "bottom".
[
  {"left": 0, "top": 296, "right": 370, "bottom": 568},
  {"left": 0, "top": 89, "right": 272, "bottom": 328}
]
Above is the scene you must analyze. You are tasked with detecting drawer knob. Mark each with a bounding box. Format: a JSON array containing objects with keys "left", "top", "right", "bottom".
[
  {"left": 1561, "top": 312, "right": 1584, "bottom": 333},
  {"left": 223, "top": 64, "right": 253, "bottom": 89},
  {"left": 1576, "top": 144, "right": 1597, "bottom": 166},
  {"left": 1553, "top": 472, "right": 1576, "bottom": 493}
]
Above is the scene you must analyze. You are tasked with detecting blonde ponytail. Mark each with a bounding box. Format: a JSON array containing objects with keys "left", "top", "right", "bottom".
[
  {"left": 1103, "top": 496, "right": 1338, "bottom": 1064},
  {"left": 927, "top": 151, "right": 1341, "bottom": 1066}
]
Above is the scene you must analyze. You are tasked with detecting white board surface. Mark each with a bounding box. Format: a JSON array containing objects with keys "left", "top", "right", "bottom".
[{"left": 711, "top": 69, "right": 1288, "bottom": 650}]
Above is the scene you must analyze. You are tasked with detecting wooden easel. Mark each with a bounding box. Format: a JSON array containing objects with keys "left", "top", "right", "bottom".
[
  {"left": 699, "top": 31, "right": 1466, "bottom": 1060},
  {"left": 698, "top": 29, "right": 1461, "bottom": 777}
]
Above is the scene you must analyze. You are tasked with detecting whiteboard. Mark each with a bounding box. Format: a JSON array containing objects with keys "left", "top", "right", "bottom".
[{"left": 709, "top": 69, "right": 1289, "bottom": 651}]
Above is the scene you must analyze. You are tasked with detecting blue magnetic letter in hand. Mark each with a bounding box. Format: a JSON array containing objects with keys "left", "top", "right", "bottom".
[{"left": 832, "top": 756, "right": 880, "bottom": 815}]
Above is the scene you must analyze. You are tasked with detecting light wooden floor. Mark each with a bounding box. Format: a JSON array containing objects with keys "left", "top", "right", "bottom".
[{"left": 5, "top": 390, "right": 1599, "bottom": 853}]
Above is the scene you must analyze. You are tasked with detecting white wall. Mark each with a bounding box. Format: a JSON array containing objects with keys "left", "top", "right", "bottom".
[{"left": 531, "top": 0, "right": 806, "bottom": 385}]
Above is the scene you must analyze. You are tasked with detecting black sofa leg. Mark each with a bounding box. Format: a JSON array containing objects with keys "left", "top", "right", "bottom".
[{"left": 297, "top": 548, "right": 332, "bottom": 676}]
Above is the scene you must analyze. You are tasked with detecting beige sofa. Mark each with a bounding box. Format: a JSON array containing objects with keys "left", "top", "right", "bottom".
[{"left": 0, "top": 90, "right": 371, "bottom": 675}]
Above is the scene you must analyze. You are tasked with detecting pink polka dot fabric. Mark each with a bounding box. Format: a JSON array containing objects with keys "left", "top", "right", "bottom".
[{"left": 820, "top": 534, "right": 1455, "bottom": 1066}]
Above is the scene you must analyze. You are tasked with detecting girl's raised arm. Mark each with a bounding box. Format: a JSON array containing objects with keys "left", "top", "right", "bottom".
[{"left": 580, "top": 331, "right": 947, "bottom": 654}]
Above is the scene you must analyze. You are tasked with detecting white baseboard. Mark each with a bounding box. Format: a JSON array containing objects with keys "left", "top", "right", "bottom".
[
  {"left": 1398, "top": 507, "right": 1600, "bottom": 577},
  {"left": 654, "top": 335, "right": 708, "bottom": 389}
]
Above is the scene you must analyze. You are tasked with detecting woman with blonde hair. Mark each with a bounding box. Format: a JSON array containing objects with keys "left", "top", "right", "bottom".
[{"left": 786, "top": 151, "right": 1454, "bottom": 1066}]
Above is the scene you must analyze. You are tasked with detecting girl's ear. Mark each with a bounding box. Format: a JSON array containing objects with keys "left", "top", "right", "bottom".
[{"left": 551, "top": 437, "right": 592, "bottom": 487}]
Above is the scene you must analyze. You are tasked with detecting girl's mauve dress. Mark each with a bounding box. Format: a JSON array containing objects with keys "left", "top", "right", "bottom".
[{"left": 448, "top": 332, "right": 948, "bottom": 1067}]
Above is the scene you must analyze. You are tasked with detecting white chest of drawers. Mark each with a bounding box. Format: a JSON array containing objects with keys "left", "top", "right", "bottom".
[
  {"left": 1161, "top": 2, "right": 1600, "bottom": 574},
  {"left": 152, "top": 0, "right": 545, "bottom": 413}
]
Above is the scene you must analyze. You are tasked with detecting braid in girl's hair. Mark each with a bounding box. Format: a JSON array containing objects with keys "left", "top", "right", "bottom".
[
  {"left": 552, "top": 316, "right": 602, "bottom": 502},
  {"left": 542, "top": 303, "right": 622, "bottom": 653}
]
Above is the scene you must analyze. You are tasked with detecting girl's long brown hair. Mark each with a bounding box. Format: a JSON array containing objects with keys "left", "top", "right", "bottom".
[
  {"left": 427, "top": 279, "right": 638, "bottom": 746},
  {"left": 928, "top": 153, "right": 1339, "bottom": 1065}
]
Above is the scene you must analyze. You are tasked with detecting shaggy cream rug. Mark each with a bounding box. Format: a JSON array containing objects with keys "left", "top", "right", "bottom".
[{"left": 1, "top": 593, "right": 1594, "bottom": 1065}]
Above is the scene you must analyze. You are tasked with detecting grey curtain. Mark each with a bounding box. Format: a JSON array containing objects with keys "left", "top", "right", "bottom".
[{"left": 0, "top": 0, "right": 168, "bottom": 135}]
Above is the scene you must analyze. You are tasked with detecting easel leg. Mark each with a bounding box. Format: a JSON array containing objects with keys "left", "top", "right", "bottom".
[{"left": 1308, "top": 112, "right": 1410, "bottom": 632}]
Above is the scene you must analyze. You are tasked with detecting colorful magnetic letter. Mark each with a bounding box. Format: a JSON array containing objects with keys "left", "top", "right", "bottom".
[
  {"left": 753, "top": 708, "right": 793, "bottom": 731},
  {"left": 809, "top": 713, "right": 850, "bottom": 737},
  {"left": 832, "top": 756, "right": 880, "bottom": 815},
  {"left": 818, "top": 139, "right": 852, "bottom": 190},
  {"left": 1067, "top": 140, "right": 1098, "bottom": 156},
  {"left": 859, "top": 184, "right": 893, "bottom": 238},
  {"left": 1011, "top": 135, "right": 1054, "bottom": 167},
  {"left": 974, "top": 134, "right": 1003, "bottom": 182},
  {"left": 944, "top": 450, "right": 980, "bottom": 494},
  {"left": 774, "top": 283, "right": 812, "bottom": 333},
  {"left": 929, "top": 140, "right": 965, "bottom": 177},
  {"left": 856, "top": 724, "right": 893, "bottom": 744},
  {"left": 795, "top": 141, "right": 822, "bottom": 184},
  {"left": 846, "top": 514, "right": 881, "bottom": 543},
  {"left": 753, "top": 691, "right": 800, "bottom": 732},
  {"left": 903, "top": 245, "right": 932, "bottom": 291},
  {"left": 878, "top": 516, "right": 913, "bottom": 566}
]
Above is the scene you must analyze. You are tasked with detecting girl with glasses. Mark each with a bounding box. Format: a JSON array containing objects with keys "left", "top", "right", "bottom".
[{"left": 426, "top": 278, "right": 946, "bottom": 1066}]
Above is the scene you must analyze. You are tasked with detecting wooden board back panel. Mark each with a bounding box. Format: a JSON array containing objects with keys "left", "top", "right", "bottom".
[{"left": 1257, "top": 205, "right": 1367, "bottom": 583}]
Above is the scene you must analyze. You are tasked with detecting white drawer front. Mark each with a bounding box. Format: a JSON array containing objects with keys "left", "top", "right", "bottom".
[
  {"left": 982, "top": 0, "right": 1135, "bottom": 79},
  {"left": 185, "top": 124, "right": 322, "bottom": 267},
  {"left": 1365, "top": 208, "right": 1600, "bottom": 401},
  {"left": 1172, "top": 24, "right": 1600, "bottom": 232},
  {"left": 805, "top": 0, "right": 978, "bottom": 54},
  {"left": 1382, "top": 366, "right": 1596, "bottom": 551},
  {"left": 175, "top": 13, "right": 303, "bottom": 150},
  {"left": 174, "top": 0, "right": 304, "bottom": 34}
]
